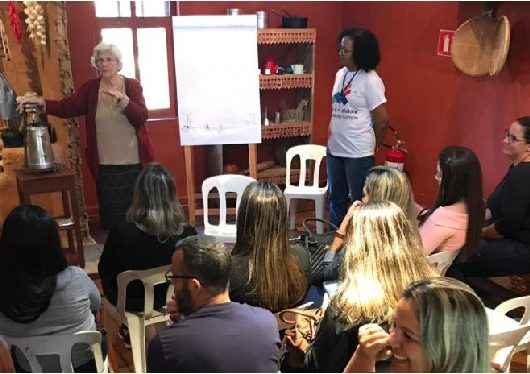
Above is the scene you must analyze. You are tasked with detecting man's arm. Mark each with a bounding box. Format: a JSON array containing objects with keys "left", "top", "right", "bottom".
[{"left": 147, "top": 335, "right": 167, "bottom": 372}]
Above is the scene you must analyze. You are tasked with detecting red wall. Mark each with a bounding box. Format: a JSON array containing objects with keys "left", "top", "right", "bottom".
[
  {"left": 342, "top": 2, "right": 530, "bottom": 205},
  {"left": 65, "top": 2, "right": 530, "bottom": 217},
  {"left": 65, "top": 1, "right": 344, "bottom": 218}
]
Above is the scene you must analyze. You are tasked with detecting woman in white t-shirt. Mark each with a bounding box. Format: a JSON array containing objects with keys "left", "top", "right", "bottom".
[{"left": 327, "top": 28, "right": 389, "bottom": 226}]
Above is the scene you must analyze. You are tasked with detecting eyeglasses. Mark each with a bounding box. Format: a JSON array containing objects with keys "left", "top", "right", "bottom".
[
  {"left": 96, "top": 57, "right": 117, "bottom": 65},
  {"left": 504, "top": 129, "right": 526, "bottom": 144},
  {"left": 164, "top": 270, "right": 196, "bottom": 283},
  {"left": 338, "top": 47, "right": 354, "bottom": 55}
]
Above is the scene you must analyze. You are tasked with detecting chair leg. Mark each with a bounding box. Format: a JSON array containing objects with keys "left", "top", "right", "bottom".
[
  {"left": 287, "top": 198, "right": 297, "bottom": 230},
  {"left": 66, "top": 229, "right": 75, "bottom": 257},
  {"left": 315, "top": 197, "right": 325, "bottom": 234},
  {"left": 526, "top": 343, "right": 530, "bottom": 372},
  {"left": 126, "top": 314, "right": 146, "bottom": 373}
]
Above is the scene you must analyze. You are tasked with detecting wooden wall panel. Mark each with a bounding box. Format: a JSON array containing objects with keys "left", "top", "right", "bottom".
[{"left": 0, "top": 3, "right": 88, "bottom": 234}]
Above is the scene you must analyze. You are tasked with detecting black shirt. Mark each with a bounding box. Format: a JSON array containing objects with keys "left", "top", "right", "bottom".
[
  {"left": 98, "top": 221, "right": 196, "bottom": 311},
  {"left": 488, "top": 162, "right": 530, "bottom": 244},
  {"left": 147, "top": 302, "right": 281, "bottom": 372},
  {"left": 304, "top": 306, "right": 367, "bottom": 372},
  {"left": 229, "top": 244, "right": 311, "bottom": 313}
]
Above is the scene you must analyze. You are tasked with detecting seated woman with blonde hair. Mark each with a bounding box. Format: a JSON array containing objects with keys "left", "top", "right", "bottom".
[
  {"left": 317, "top": 166, "right": 417, "bottom": 283},
  {"left": 304, "top": 201, "right": 436, "bottom": 372},
  {"left": 344, "top": 277, "right": 489, "bottom": 372}
]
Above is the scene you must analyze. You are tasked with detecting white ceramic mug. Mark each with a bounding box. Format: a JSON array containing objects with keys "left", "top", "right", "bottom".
[{"left": 291, "top": 64, "right": 304, "bottom": 74}]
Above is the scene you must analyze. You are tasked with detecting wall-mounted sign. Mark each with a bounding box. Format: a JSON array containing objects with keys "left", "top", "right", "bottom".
[{"left": 437, "top": 29, "right": 455, "bottom": 57}]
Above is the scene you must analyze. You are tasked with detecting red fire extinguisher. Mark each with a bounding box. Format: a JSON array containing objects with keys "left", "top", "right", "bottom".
[{"left": 383, "top": 125, "right": 407, "bottom": 171}]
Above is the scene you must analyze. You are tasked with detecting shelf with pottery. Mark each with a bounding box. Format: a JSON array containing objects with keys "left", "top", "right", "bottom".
[
  {"left": 246, "top": 27, "right": 316, "bottom": 187},
  {"left": 257, "top": 28, "right": 316, "bottom": 45},
  {"left": 259, "top": 73, "right": 312, "bottom": 90},
  {"left": 185, "top": 28, "right": 317, "bottom": 225},
  {"left": 261, "top": 121, "right": 312, "bottom": 139}
]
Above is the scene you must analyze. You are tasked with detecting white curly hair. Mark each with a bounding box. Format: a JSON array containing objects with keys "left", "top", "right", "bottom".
[{"left": 90, "top": 42, "right": 123, "bottom": 71}]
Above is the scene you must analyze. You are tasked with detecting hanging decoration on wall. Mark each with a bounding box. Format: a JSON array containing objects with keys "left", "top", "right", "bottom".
[
  {"left": 451, "top": 5, "right": 510, "bottom": 77},
  {"left": 8, "top": 1, "right": 23, "bottom": 42},
  {"left": 23, "top": 0, "right": 47, "bottom": 46},
  {"left": 0, "top": 19, "right": 11, "bottom": 61}
]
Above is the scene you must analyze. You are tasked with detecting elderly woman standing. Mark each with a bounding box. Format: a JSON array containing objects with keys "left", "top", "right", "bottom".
[{"left": 17, "top": 42, "right": 154, "bottom": 229}]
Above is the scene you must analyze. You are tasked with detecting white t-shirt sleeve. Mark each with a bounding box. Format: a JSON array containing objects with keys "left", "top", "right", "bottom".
[{"left": 364, "top": 72, "right": 387, "bottom": 111}]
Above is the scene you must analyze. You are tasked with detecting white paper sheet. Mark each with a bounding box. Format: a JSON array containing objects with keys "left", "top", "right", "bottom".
[{"left": 172, "top": 15, "right": 261, "bottom": 145}]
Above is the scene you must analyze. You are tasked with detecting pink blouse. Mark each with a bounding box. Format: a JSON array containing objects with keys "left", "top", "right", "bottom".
[{"left": 419, "top": 205, "right": 468, "bottom": 255}]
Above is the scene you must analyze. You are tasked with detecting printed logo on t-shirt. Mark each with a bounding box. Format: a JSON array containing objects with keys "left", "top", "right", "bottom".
[{"left": 332, "top": 70, "right": 358, "bottom": 105}]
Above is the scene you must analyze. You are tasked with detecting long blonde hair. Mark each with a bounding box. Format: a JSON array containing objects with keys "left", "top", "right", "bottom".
[
  {"left": 363, "top": 166, "right": 418, "bottom": 231},
  {"left": 126, "top": 163, "right": 186, "bottom": 241},
  {"left": 231, "top": 181, "right": 307, "bottom": 312},
  {"left": 331, "top": 201, "right": 437, "bottom": 327},
  {"left": 402, "top": 277, "right": 489, "bottom": 372}
]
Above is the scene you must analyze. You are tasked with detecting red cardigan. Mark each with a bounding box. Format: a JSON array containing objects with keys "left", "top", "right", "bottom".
[{"left": 46, "top": 77, "right": 154, "bottom": 178}]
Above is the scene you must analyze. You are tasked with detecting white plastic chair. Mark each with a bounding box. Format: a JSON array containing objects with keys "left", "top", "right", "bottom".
[
  {"left": 493, "top": 296, "right": 530, "bottom": 371},
  {"left": 202, "top": 174, "right": 256, "bottom": 242},
  {"left": 2, "top": 331, "right": 106, "bottom": 373},
  {"left": 284, "top": 144, "right": 327, "bottom": 234},
  {"left": 103, "top": 264, "right": 173, "bottom": 373},
  {"left": 489, "top": 325, "right": 530, "bottom": 372},
  {"left": 426, "top": 250, "right": 460, "bottom": 276}
]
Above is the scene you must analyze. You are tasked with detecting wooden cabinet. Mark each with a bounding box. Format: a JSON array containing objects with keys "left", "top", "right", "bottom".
[
  {"left": 186, "top": 28, "right": 317, "bottom": 224},
  {"left": 237, "top": 28, "right": 316, "bottom": 185}
]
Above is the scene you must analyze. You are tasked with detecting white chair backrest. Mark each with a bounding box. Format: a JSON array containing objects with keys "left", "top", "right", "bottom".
[
  {"left": 116, "top": 264, "right": 172, "bottom": 320},
  {"left": 489, "top": 325, "right": 530, "bottom": 372},
  {"left": 2, "top": 331, "right": 106, "bottom": 373},
  {"left": 285, "top": 144, "right": 327, "bottom": 189},
  {"left": 427, "top": 250, "right": 460, "bottom": 276},
  {"left": 495, "top": 295, "right": 530, "bottom": 326},
  {"left": 202, "top": 174, "right": 255, "bottom": 229}
]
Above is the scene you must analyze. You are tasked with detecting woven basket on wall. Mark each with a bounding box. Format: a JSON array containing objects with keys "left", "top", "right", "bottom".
[{"left": 451, "top": 14, "right": 510, "bottom": 77}]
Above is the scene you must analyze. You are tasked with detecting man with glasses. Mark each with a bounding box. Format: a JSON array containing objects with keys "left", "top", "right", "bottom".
[{"left": 147, "top": 235, "right": 281, "bottom": 372}]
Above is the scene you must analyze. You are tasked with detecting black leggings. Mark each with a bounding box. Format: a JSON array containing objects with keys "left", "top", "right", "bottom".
[{"left": 449, "top": 238, "right": 530, "bottom": 277}]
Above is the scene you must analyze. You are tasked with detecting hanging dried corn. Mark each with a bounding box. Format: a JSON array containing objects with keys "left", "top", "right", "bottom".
[
  {"left": 23, "top": 0, "right": 46, "bottom": 46},
  {"left": 0, "top": 19, "right": 11, "bottom": 61}
]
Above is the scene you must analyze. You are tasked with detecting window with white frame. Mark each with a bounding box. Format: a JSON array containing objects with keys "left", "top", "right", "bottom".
[{"left": 94, "top": 0, "right": 174, "bottom": 117}]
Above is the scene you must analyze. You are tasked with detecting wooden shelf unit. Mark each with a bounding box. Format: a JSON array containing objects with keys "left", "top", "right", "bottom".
[
  {"left": 185, "top": 28, "right": 316, "bottom": 225},
  {"left": 262, "top": 121, "right": 311, "bottom": 139},
  {"left": 259, "top": 74, "right": 312, "bottom": 90},
  {"left": 248, "top": 27, "right": 316, "bottom": 186},
  {"left": 257, "top": 28, "right": 316, "bottom": 44}
]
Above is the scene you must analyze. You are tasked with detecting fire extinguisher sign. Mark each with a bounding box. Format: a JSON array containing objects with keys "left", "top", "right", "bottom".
[{"left": 437, "top": 29, "right": 455, "bottom": 57}]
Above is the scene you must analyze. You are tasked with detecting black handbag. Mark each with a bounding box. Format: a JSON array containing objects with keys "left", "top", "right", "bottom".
[{"left": 291, "top": 218, "right": 337, "bottom": 278}]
